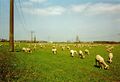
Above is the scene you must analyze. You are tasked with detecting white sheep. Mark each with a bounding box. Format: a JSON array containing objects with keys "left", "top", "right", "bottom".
[
  {"left": 22, "top": 47, "right": 32, "bottom": 53},
  {"left": 22, "top": 47, "right": 26, "bottom": 52},
  {"left": 108, "top": 53, "right": 113, "bottom": 63},
  {"left": 33, "top": 44, "right": 37, "bottom": 50},
  {"left": 52, "top": 47, "right": 57, "bottom": 54},
  {"left": 106, "top": 46, "right": 114, "bottom": 53},
  {"left": 95, "top": 55, "right": 109, "bottom": 70},
  {"left": 40, "top": 45, "right": 43, "bottom": 48},
  {"left": 84, "top": 49, "right": 89, "bottom": 55},
  {"left": 70, "top": 50, "right": 74, "bottom": 57},
  {"left": 26, "top": 48, "right": 32, "bottom": 53},
  {"left": 70, "top": 50, "right": 78, "bottom": 57},
  {"left": 67, "top": 46, "right": 70, "bottom": 50},
  {"left": 62, "top": 46, "right": 65, "bottom": 51},
  {"left": 79, "top": 50, "right": 85, "bottom": 59}
]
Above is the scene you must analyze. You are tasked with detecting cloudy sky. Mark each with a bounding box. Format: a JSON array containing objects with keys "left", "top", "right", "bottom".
[{"left": 0, "top": 0, "right": 120, "bottom": 41}]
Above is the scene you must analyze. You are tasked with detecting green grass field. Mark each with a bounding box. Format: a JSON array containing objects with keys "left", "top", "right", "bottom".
[{"left": 0, "top": 42, "right": 120, "bottom": 82}]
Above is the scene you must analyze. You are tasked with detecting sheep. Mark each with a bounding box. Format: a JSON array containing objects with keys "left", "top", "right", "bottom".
[
  {"left": 40, "top": 45, "right": 43, "bottom": 48},
  {"left": 62, "top": 46, "right": 65, "bottom": 51},
  {"left": 33, "top": 44, "right": 37, "bottom": 50},
  {"left": 106, "top": 46, "right": 114, "bottom": 53},
  {"left": 22, "top": 47, "right": 26, "bottom": 52},
  {"left": 52, "top": 47, "right": 57, "bottom": 54},
  {"left": 95, "top": 55, "right": 109, "bottom": 70},
  {"left": 52, "top": 46, "right": 55, "bottom": 48},
  {"left": 108, "top": 53, "right": 113, "bottom": 63},
  {"left": 79, "top": 50, "right": 85, "bottom": 59},
  {"left": 84, "top": 49, "right": 89, "bottom": 55},
  {"left": 70, "top": 50, "right": 78, "bottom": 57},
  {"left": 70, "top": 50, "right": 74, "bottom": 57},
  {"left": 26, "top": 48, "right": 32, "bottom": 53},
  {"left": 67, "top": 46, "right": 70, "bottom": 50},
  {"left": 74, "top": 50, "right": 78, "bottom": 56},
  {"left": 22, "top": 47, "right": 32, "bottom": 53},
  {"left": 106, "top": 48, "right": 112, "bottom": 52}
]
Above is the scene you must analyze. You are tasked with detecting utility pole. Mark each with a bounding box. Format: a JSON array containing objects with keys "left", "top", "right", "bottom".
[
  {"left": 31, "top": 31, "right": 34, "bottom": 42},
  {"left": 9, "top": 0, "right": 14, "bottom": 52},
  {"left": 34, "top": 34, "right": 36, "bottom": 43},
  {"left": 76, "top": 35, "right": 80, "bottom": 42}
]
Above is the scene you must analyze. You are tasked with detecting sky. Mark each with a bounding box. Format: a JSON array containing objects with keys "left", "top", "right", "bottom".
[{"left": 0, "top": 0, "right": 120, "bottom": 42}]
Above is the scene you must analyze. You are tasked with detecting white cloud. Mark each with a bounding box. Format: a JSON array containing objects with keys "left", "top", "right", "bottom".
[
  {"left": 71, "top": 3, "right": 120, "bottom": 15},
  {"left": 29, "top": 0, "right": 47, "bottom": 3},
  {"left": 22, "top": 2, "right": 33, "bottom": 7},
  {"left": 22, "top": 0, "right": 47, "bottom": 8},
  {"left": 23, "top": 6, "right": 66, "bottom": 16},
  {"left": 71, "top": 3, "right": 90, "bottom": 13},
  {"left": 22, "top": 2, "right": 120, "bottom": 16}
]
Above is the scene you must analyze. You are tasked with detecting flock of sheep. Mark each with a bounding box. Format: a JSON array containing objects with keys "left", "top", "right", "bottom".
[{"left": 21, "top": 43, "right": 114, "bottom": 70}]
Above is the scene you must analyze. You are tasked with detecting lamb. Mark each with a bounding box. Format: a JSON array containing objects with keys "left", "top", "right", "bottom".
[
  {"left": 84, "top": 49, "right": 89, "bottom": 55},
  {"left": 70, "top": 50, "right": 78, "bottom": 57},
  {"left": 108, "top": 53, "right": 113, "bottom": 63},
  {"left": 79, "top": 50, "right": 85, "bottom": 59},
  {"left": 95, "top": 55, "right": 109, "bottom": 70}
]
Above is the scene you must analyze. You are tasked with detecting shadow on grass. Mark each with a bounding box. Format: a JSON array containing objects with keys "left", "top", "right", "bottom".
[{"left": 94, "top": 65, "right": 100, "bottom": 68}]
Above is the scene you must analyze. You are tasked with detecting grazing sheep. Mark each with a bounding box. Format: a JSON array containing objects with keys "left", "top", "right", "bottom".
[
  {"left": 74, "top": 50, "right": 78, "bottom": 56},
  {"left": 70, "top": 50, "right": 74, "bottom": 57},
  {"left": 108, "top": 53, "right": 113, "bottom": 63},
  {"left": 67, "top": 46, "right": 70, "bottom": 50},
  {"left": 79, "top": 50, "right": 85, "bottom": 59},
  {"left": 84, "top": 49, "right": 89, "bottom": 55},
  {"left": 106, "top": 46, "right": 114, "bottom": 53},
  {"left": 22, "top": 47, "right": 26, "bottom": 52},
  {"left": 33, "top": 44, "right": 37, "bottom": 50},
  {"left": 95, "top": 55, "right": 109, "bottom": 70},
  {"left": 52, "top": 47, "right": 57, "bottom": 54},
  {"left": 52, "top": 46, "right": 55, "bottom": 48},
  {"left": 40, "top": 45, "right": 43, "bottom": 48},
  {"left": 106, "top": 48, "right": 112, "bottom": 52},
  {"left": 62, "top": 46, "right": 65, "bottom": 51},
  {"left": 22, "top": 47, "right": 32, "bottom": 53},
  {"left": 26, "top": 48, "right": 32, "bottom": 53},
  {"left": 39, "top": 44, "right": 43, "bottom": 48},
  {"left": 70, "top": 50, "right": 78, "bottom": 57}
]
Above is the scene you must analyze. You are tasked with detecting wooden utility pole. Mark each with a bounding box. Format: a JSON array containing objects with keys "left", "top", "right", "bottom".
[{"left": 9, "top": 0, "right": 14, "bottom": 52}]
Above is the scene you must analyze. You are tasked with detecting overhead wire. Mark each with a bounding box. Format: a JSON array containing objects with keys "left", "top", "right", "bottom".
[{"left": 15, "top": 0, "right": 29, "bottom": 32}]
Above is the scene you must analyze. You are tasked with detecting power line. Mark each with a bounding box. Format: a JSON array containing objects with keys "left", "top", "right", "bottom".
[
  {"left": 15, "top": 0, "right": 29, "bottom": 32},
  {"left": 18, "top": 0, "right": 28, "bottom": 28},
  {"left": 0, "top": 0, "right": 9, "bottom": 39}
]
